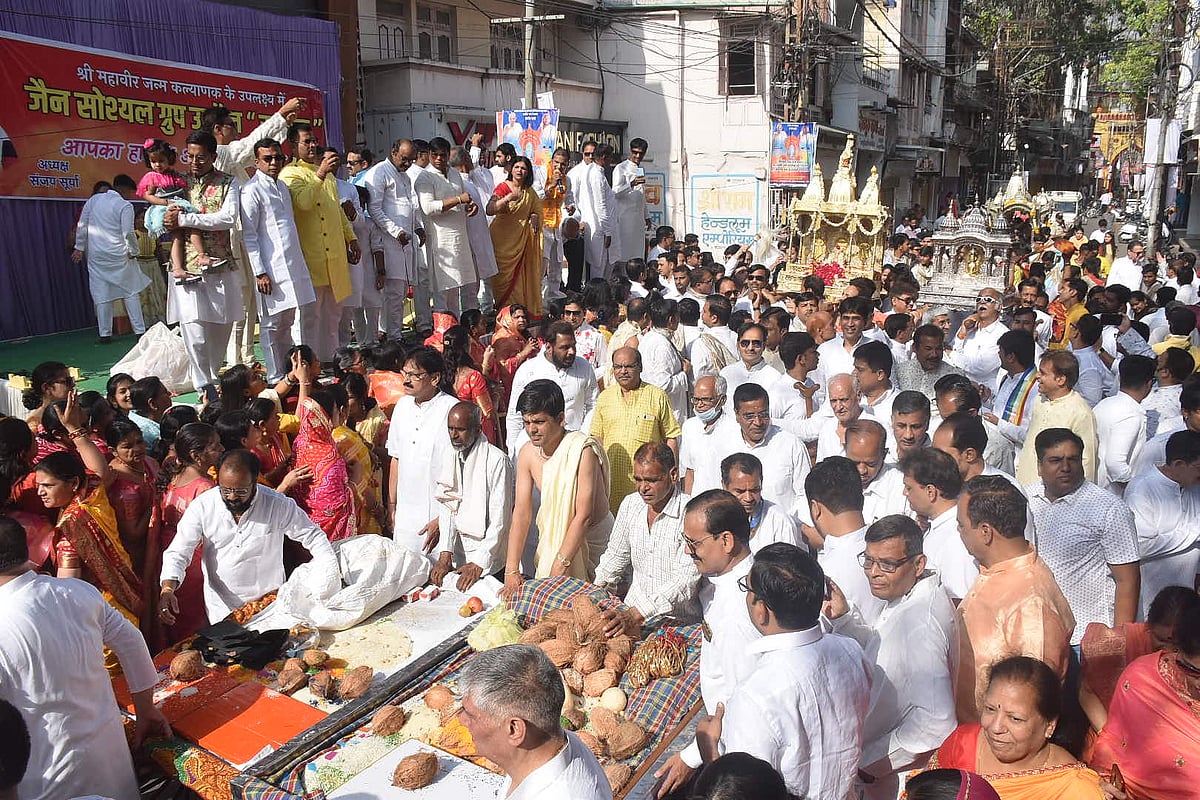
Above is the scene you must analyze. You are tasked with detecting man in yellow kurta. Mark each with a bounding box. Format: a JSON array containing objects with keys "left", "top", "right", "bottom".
[
  {"left": 590, "top": 346, "right": 682, "bottom": 514},
  {"left": 1015, "top": 350, "right": 1098, "bottom": 485},
  {"left": 280, "top": 123, "right": 359, "bottom": 363}
]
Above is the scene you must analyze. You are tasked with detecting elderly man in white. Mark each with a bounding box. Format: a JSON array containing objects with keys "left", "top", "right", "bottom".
[
  {"left": 157, "top": 449, "right": 337, "bottom": 627},
  {"left": 363, "top": 138, "right": 418, "bottom": 340},
  {"left": 0, "top": 516, "right": 171, "bottom": 800},
  {"left": 240, "top": 139, "right": 316, "bottom": 384},
  {"left": 459, "top": 645, "right": 612, "bottom": 800},
  {"left": 824, "top": 515, "right": 957, "bottom": 800},
  {"left": 72, "top": 174, "right": 149, "bottom": 342},
  {"left": 950, "top": 288, "right": 1009, "bottom": 386},
  {"left": 575, "top": 143, "right": 619, "bottom": 280},
  {"left": 680, "top": 375, "right": 734, "bottom": 496},
  {"left": 429, "top": 402, "right": 513, "bottom": 592},
  {"left": 415, "top": 136, "right": 483, "bottom": 317},
  {"left": 638, "top": 298, "right": 690, "bottom": 426},
  {"left": 611, "top": 138, "right": 650, "bottom": 262}
]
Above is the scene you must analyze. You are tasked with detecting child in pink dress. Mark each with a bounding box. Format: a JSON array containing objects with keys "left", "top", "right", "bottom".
[{"left": 139, "top": 138, "right": 224, "bottom": 285}]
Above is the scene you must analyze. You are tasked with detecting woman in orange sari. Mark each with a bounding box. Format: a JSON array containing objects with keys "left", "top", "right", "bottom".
[
  {"left": 489, "top": 305, "right": 539, "bottom": 422},
  {"left": 158, "top": 423, "right": 222, "bottom": 641},
  {"left": 35, "top": 392, "right": 143, "bottom": 628},
  {"left": 488, "top": 156, "right": 543, "bottom": 315},
  {"left": 443, "top": 324, "right": 499, "bottom": 446},
  {"left": 1090, "top": 592, "right": 1200, "bottom": 800},
  {"left": 288, "top": 352, "right": 356, "bottom": 542},
  {"left": 926, "top": 656, "right": 1104, "bottom": 800}
]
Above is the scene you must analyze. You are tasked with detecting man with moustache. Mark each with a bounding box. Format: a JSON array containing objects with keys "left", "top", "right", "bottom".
[
  {"left": 429, "top": 402, "right": 513, "bottom": 592},
  {"left": 363, "top": 138, "right": 420, "bottom": 339},
  {"left": 158, "top": 449, "right": 337, "bottom": 626},
  {"left": 720, "top": 452, "right": 800, "bottom": 551}
]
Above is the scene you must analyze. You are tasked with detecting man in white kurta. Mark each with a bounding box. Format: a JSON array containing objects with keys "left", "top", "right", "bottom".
[
  {"left": 574, "top": 146, "right": 619, "bottom": 280},
  {"left": 611, "top": 138, "right": 649, "bottom": 262},
  {"left": 164, "top": 136, "right": 244, "bottom": 400},
  {"left": 363, "top": 140, "right": 418, "bottom": 340},
  {"left": 0, "top": 529, "right": 166, "bottom": 800},
  {"left": 209, "top": 99, "right": 298, "bottom": 366},
  {"left": 72, "top": 179, "right": 149, "bottom": 340},
  {"left": 159, "top": 453, "right": 337, "bottom": 623},
  {"left": 335, "top": 175, "right": 379, "bottom": 347},
  {"left": 387, "top": 388, "right": 460, "bottom": 550},
  {"left": 415, "top": 139, "right": 480, "bottom": 316},
  {"left": 240, "top": 142, "right": 316, "bottom": 383},
  {"left": 406, "top": 152, "right": 435, "bottom": 328}
]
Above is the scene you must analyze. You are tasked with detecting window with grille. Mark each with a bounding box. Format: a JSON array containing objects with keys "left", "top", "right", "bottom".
[
  {"left": 720, "top": 20, "right": 759, "bottom": 96},
  {"left": 415, "top": 3, "right": 454, "bottom": 63},
  {"left": 489, "top": 22, "right": 552, "bottom": 72}
]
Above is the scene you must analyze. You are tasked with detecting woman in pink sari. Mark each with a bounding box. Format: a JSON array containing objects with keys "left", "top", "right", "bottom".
[
  {"left": 105, "top": 418, "right": 160, "bottom": 631},
  {"left": 288, "top": 351, "right": 356, "bottom": 542},
  {"left": 158, "top": 422, "right": 222, "bottom": 642},
  {"left": 443, "top": 324, "right": 499, "bottom": 446},
  {"left": 1091, "top": 591, "right": 1200, "bottom": 800}
]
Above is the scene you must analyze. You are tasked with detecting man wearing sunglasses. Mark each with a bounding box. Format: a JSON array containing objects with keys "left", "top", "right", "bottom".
[
  {"left": 950, "top": 288, "right": 1008, "bottom": 386},
  {"left": 158, "top": 449, "right": 337, "bottom": 627},
  {"left": 691, "top": 542, "right": 872, "bottom": 800},
  {"left": 240, "top": 139, "right": 317, "bottom": 385},
  {"left": 720, "top": 322, "right": 782, "bottom": 394},
  {"left": 823, "top": 515, "right": 957, "bottom": 800}
]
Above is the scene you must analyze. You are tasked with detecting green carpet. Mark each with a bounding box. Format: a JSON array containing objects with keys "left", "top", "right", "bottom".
[{"left": 2, "top": 328, "right": 207, "bottom": 404}]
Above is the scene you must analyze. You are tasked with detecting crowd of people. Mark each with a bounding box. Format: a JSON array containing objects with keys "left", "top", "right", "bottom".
[{"left": 2, "top": 110, "right": 1200, "bottom": 800}]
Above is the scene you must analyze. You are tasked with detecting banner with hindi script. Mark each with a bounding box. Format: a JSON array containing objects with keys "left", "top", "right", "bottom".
[
  {"left": 688, "top": 173, "right": 761, "bottom": 254},
  {"left": 768, "top": 121, "right": 817, "bottom": 187},
  {"left": 0, "top": 31, "right": 325, "bottom": 200},
  {"left": 495, "top": 109, "right": 558, "bottom": 171}
]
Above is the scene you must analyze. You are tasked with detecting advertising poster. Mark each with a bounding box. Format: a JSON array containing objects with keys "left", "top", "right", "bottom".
[
  {"left": 689, "top": 173, "right": 760, "bottom": 253},
  {"left": 768, "top": 121, "right": 817, "bottom": 186},
  {"left": 495, "top": 108, "right": 558, "bottom": 171},
  {"left": 0, "top": 31, "right": 325, "bottom": 200},
  {"left": 644, "top": 170, "right": 667, "bottom": 229}
]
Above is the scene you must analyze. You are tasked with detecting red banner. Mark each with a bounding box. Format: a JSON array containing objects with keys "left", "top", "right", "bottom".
[{"left": 0, "top": 31, "right": 325, "bottom": 200}]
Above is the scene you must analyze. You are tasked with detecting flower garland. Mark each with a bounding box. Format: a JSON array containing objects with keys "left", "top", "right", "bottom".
[{"left": 812, "top": 260, "right": 845, "bottom": 285}]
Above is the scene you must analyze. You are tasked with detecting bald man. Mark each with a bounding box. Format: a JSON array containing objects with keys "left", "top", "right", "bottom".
[
  {"left": 816, "top": 373, "right": 863, "bottom": 460},
  {"left": 429, "top": 402, "right": 514, "bottom": 591},
  {"left": 951, "top": 287, "right": 1009, "bottom": 385}
]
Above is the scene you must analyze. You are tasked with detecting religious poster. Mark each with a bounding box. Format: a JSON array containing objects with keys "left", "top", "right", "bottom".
[
  {"left": 688, "top": 173, "right": 760, "bottom": 253},
  {"left": 0, "top": 31, "right": 325, "bottom": 200},
  {"left": 495, "top": 108, "right": 558, "bottom": 171},
  {"left": 768, "top": 121, "right": 817, "bottom": 187},
  {"left": 644, "top": 170, "right": 667, "bottom": 229}
]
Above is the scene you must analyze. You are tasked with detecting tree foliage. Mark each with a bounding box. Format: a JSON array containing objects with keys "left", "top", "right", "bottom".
[{"left": 1098, "top": 0, "right": 1170, "bottom": 98}]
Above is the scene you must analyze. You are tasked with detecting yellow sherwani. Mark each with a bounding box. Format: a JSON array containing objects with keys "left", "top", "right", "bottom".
[{"left": 279, "top": 159, "right": 355, "bottom": 302}]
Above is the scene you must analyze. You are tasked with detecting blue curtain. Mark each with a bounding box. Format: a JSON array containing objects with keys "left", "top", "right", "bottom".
[{"left": 0, "top": 0, "right": 344, "bottom": 340}]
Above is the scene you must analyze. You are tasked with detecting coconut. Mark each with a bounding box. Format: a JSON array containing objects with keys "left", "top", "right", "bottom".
[
  {"left": 562, "top": 667, "right": 585, "bottom": 695},
  {"left": 582, "top": 668, "right": 617, "bottom": 697},
  {"left": 588, "top": 706, "right": 620, "bottom": 740},
  {"left": 517, "top": 621, "right": 558, "bottom": 644},
  {"left": 541, "top": 608, "right": 575, "bottom": 625},
  {"left": 605, "top": 763, "right": 634, "bottom": 792},
  {"left": 603, "top": 650, "right": 628, "bottom": 673},
  {"left": 309, "top": 670, "right": 335, "bottom": 699},
  {"left": 370, "top": 705, "right": 407, "bottom": 736},
  {"left": 538, "top": 638, "right": 578, "bottom": 667},
  {"left": 599, "top": 687, "right": 628, "bottom": 712},
  {"left": 273, "top": 660, "right": 309, "bottom": 695},
  {"left": 168, "top": 650, "right": 206, "bottom": 682},
  {"left": 561, "top": 707, "right": 586, "bottom": 731},
  {"left": 339, "top": 665, "right": 374, "bottom": 699},
  {"left": 608, "top": 721, "right": 649, "bottom": 760},
  {"left": 391, "top": 751, "right": 439, "bottom": 789},
  {"left": 301, "top": 649, "right": 329, "bottom": 668},
  {"left": 576, "top": 730, "right": 605, "bottom": 758},
  {"left": 607, "top": 635, "right": 634, "bottom": 660},
  {"left": 572, "top": 642, "right": 607, "bottom": 674},
  {"left": 423, "top": 684, "right": 455, "bottom": 711}
]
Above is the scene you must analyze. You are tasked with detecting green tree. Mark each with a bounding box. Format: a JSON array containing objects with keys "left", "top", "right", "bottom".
[{"left": 1099, "top": 0, "right": 1171, "bottom": 99}]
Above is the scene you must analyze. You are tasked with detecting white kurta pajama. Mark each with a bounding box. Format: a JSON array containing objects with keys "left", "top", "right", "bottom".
[
  {"left": 74, "top": 189, "right": 150, "bottom": 337},
  {"left": 0, "top": 572, "right": 159, "bottom": 800},
  {"left": 575, "top": 162, "right": 619, "bottom": 279},
  {"left": 415, "top": 164, "right": 479, "bottom": 314},
  {"left": 215, "top": 111, "right": 290, "bottom": 366},
  {"left": 240, "top": 169, "right": 317, "bottom": 383},
  {"left": 387, "top": 391, "right": 459, "bottom": 548},
  {"left": 611, "top": 158, "right": 648, "bottom": 262},
  {"left": 337, "top": 180, "right": 385, "bottom": 346},
  {"left": 461, "top": 170, "right": 499, "bottom": 280},
  {"left": 406, "top": 162, "right": 436, "bottom": 327},
  {"left": 168, "top": 172, "right": 244, "bottom": 396},
  {"left": 363, "top": 159, "right": 417, "bottom": 339}
]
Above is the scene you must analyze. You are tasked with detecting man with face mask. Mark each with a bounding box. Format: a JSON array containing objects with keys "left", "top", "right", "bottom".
[
  {"left": 681, "top": 375, "right": 732, "bottom": 495},
  {"left": 157, "top": 449, "right": 337, "bottom": 626},
  {"left": 429, "top": 402, "right": 513, "bottom": 592}
]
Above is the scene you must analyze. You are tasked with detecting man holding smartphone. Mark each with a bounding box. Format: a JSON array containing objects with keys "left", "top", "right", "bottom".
[{"left": 612, "top": 138, "right": 651, "bottom": 262}]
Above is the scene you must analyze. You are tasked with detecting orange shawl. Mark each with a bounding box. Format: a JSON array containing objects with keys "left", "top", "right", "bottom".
[{"left": 931, "top": 725, "right": 1104, "bottom": 800}]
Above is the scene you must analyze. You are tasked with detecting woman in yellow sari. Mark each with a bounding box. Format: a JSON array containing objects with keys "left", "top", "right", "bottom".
[
  {"left": 329, "top": 382, "right": 384, "bottom": 535},
  {"left": 925, "top": 656, "right": 1103, "bottom": 800},
  {"left": 488, "top": 156, "right": 543, "bottom": 316}
]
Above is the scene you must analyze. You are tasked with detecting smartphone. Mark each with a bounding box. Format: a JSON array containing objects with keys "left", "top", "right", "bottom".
[
  {"left": 1110, "top": 763, "right": 1126, "bottom": 794},
  {"left": 635, "top": 166, "right": 645, "bottom": 178}
]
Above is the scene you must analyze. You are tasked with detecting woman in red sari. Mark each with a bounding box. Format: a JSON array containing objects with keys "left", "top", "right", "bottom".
[
  {"left": 1090, "top": 592, "right": 1200, "bottom": 800},
  {"left": 35, "top": 392, "right": 144, "bottom": 629},
  {"left": 489, "top": 305, "right": 539, "bottom": 442},
  {"left": 158, "top": 423, "right": 222, "bottom": 641},
  {"left": 288, "top": 351, "right": 356, "bottom": 542},
  {"left": 443, "top": 325, "right": 499, "bottom": 446}
]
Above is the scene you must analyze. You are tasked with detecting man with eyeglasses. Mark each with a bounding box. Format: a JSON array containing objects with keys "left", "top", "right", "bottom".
[
  {"left": 239, "top": 139, "right": 317, "bottom": 384},
  {"left": 562, "top": 297, "right": 607, "bottom": 376},
  {"left": 612, "top": 137, "right": 650, "bottom": 262},
  {"left": 653, "top": 490, "right": 759, "bottom": 797},
  {"left": 899, "top": 447, "right": 978, "bottom": 600},
  {"left": 163, "top": 130, "right": 245, "bottom": 402},
  {"left": 565, "top": 139, "right": 597, "bottom": 205},
  {"left": 714, "top": 383, "right": 810, "bottom": 520},
  {"left": 954, "top": 474, "right": 1074, "bottom": 721},
  {"left": 950, "top": 288, "right": 1009, "bottom": 386},
  {"left": 1106, "top": 241, "right": 1147, "bottom": 294},
  {"left": 414, "top": 137, "right": 481, "bottom": 318},
  {"left": 680, "top": 375, "right": 732, "bottom": 496},
  {"left": 158, "top": 448, "right": 337, "bottom": 627},
  {"left": 720, "top": 453, "right": 800, "bottom": 552},
  {"left": 720, "top": 322, "right": 782, "bottom": 395},
  {"left": 345, "top": 147, "right": 373, "bottom": 184},
  {"left": 690, "top": 542, "right": 872, "bottom": 800},
  {"left": 823, "top": 515, "right": 956, "bottom": 800}
]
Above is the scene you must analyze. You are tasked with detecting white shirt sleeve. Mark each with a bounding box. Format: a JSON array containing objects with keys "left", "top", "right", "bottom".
[{"left": 102, "top": 599, "right": 159, "bottom": 693}]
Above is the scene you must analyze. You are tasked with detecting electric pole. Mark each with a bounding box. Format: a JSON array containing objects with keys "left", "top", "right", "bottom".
[
  {"left": 1146, "top": 0, "right": 1187, "bottom": 254},
  {"left": 491, "top": 8, "right": 564, "bottom": 109}
]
